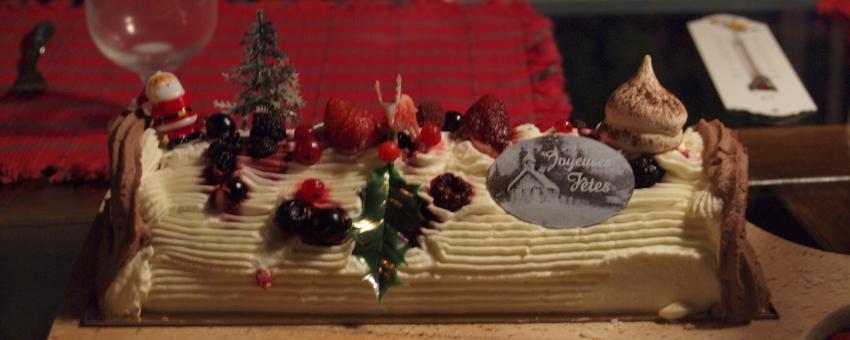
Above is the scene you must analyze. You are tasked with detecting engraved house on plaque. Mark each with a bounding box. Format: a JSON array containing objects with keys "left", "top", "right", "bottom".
[{"left": 507, "top": 149, "right": 560, "bottom": 203}]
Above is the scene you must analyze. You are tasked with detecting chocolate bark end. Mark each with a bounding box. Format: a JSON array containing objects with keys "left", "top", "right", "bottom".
[{"left": 696, "top": 119, "right": 772, "bottom": 324}]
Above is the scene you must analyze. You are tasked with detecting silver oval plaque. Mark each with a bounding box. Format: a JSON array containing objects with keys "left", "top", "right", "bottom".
[{"left": 487, "top": 135, "right": 634, "bottom": 229}]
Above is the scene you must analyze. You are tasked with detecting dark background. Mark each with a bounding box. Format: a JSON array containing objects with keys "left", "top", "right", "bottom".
[{"left": 552, "top": 11, "right": 842, "bottom": 128}]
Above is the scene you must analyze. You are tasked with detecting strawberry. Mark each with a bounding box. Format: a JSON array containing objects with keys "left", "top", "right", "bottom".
[
  {"left": 456, "top": 94, "right": 510, "bottom": 156},
  {"left": 323, "top": 98, "right": 379, "bottom": 152}
]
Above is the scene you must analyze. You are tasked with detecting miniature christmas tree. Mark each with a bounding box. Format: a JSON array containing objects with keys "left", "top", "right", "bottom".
[{"left": 225, "top": 9, "right": 305, "bottom": 128}]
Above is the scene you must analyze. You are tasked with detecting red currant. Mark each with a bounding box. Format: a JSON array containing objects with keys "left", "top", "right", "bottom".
[
  {"left": 297, "top": 179, "right": 327, "bottom": 205},
  {"left": 254, "top": 269, "right": 272, "bottom": 289},
  {"left": 379, "top": 140, "right": 400, "bottom": 163},
  {"left": 419, "top": 124, "right": 441, "bottom": 148},
  {"left": 294, "top": 138, "right": 323, "bottom": 165},
  {"left": 553, "top": 120, "right": 573, "bottom": 133},
  {"left": 294, "top": 125, "right": 313, "bottom": 141}
]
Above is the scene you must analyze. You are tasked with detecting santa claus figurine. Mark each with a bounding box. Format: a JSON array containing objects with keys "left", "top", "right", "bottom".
[{"left": 141, "top": 71, "right": 202, "bottom": 147}]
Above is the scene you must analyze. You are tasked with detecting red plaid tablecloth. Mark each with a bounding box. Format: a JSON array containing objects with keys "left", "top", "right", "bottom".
[{"left": 0, "top": 0, "right": 570, "bottom": 184}]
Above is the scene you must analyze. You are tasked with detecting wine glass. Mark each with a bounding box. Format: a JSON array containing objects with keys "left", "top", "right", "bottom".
[{"left": 85, "top": 0, "right": 218, "bottom": 82}]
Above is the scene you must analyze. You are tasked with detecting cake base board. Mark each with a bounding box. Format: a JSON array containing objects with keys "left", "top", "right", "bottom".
[
  {"left": 80, "top": 306, "right": 779, "bottom": 327},
  {"left": 50, "top": 218, "right": 850, "bottom": 339}
]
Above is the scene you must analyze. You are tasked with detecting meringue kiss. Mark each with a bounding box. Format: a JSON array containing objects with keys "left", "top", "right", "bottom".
[{"left": 598, "top": 55, "right": 687, "bottom": 155}]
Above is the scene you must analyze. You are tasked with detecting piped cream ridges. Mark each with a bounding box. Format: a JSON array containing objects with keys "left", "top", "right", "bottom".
[{"left": 598, "top": 55, "right": 688, "bottom": 155}]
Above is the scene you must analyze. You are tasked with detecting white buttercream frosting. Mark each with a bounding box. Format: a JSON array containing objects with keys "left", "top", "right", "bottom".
[
  {"left": 104, "top": 246, "right": 154, "bottom": 317},
  {"left": 106, "top": 125, "right": 725, "bottom": 319}
]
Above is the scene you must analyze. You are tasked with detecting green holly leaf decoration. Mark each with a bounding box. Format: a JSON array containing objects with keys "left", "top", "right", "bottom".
[{"left": 351, "top": 164, "right": 427, "bottom": 300}]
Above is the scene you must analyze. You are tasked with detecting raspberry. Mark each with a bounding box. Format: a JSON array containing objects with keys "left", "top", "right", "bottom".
[
  {"left": 416, "top": 101, "right": 445, "bottom": 129},
  {"left": 429, "top": 173, "right": 473, "bottom": 212},
  {"left": 379, "top": 140, "right": 400, "bottom": 163},
  {"left": 323, "top": 98, "right": 379, "bottom": 152},
  {"left": 457, "top": 94, "right": 510, "bottom": 155},
  {"left": 247, "top": 135, "right": 278, "bottom": 158},
  {"left": 629, "top": 156, "right": 666, "bottom": 189}
]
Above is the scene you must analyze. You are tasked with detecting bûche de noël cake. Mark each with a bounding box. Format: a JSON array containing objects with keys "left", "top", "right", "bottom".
[{"left": 94, "top": 55, "right": 770, "bottom": 324}]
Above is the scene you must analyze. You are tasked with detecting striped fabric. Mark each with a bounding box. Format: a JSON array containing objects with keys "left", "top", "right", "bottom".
[{"left": 0, "top": 0, "right": 570, "bottom": 184}]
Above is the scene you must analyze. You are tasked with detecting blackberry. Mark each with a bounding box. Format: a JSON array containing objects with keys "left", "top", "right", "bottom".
[
  {"left": 416, "top": 101, "right": 445, "bottom": 129},
  {"left": 208, "top": 139, "right": 241, "bottom": 160},
  {"left": 251, "top": 113, "right": 286, "bottom": 141},
  {"left": 428, "top": 173, "right": 473, "bottom": 212},
  {"left": 275, "top": 200, "right": 311, "bottom": 236},
  {"left": 629, "top": 156, "right": 665, "bottom": 189},
  {"left": 248, "top": 136, "right": 278, "bottom": 158},
  {"left": 305, "top": 208, "right": 351, "bottom": 246},
  {"left": 213, "top": 151, "right": 237, "bottom": 173}
]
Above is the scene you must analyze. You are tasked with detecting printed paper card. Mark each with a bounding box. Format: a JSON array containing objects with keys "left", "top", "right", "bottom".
[{"left": 688, "top": 14, "right": 817, "bottom": 117}]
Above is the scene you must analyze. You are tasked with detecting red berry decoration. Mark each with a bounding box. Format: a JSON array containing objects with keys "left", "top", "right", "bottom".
[
  {"left": 294, "top": 138, "right": 323, "bottom": 165},
  {"left": 294, "top": 125, "right": 313, "bottom": 141},
  {"left": 254, "top": 269, "right": 272, "bottom": 289},
  {"left": 379, "top": 140, "right": 400, "bottom": 163},
  {"left": 416, "top": 101, "right": 445, "bottom": 128},
  {"left": 457, "top": 94, "right": 510, "bottom": 156},
  {"left": 323, "top": 98, "right": 379, "bottom": 152},
  {"left": 553, "top": 119, "right": 574, "bottom": 134},
  {"left": 419, "top": 124, "right": 441, "bottom": 148},
  {"left": 429, "top": 173, "right": 473, "bottom": 212},
  {"left": 297, "top": 179, "right": 327, "bottom": 205}
]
